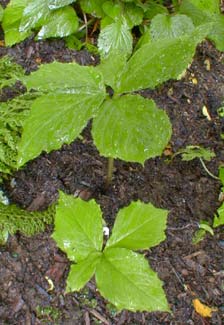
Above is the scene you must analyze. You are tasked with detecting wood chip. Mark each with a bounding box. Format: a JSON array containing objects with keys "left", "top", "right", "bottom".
[
  {"left": 84, "top": 311, "right": 91, "bottom": 325},
  {"left": 89, "top": 309, "right": 110, "bottom": 325}
]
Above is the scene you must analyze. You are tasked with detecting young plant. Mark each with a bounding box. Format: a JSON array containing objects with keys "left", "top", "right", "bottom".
[
  {"left": 52, "top": 191, "right": 169, "bottom": 312},
  {"left": 173, "top": 145, "right": 219, "bottom": 180},
  {"left": 17, "top": 27, "right": 210, "bottom": 186},
  {"left": 192, "top": 220, "right": 214, "bottom": 245}
]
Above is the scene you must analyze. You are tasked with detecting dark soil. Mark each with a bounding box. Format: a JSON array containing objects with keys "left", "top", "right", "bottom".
[{"left": 0, "top": 23, "right": 224, "bottom": 325}]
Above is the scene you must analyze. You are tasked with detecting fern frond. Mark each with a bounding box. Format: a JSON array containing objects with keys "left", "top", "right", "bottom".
[
  {"left": 0, "top": 202, "right": 55, "bottom": 239},
  {"left": 0, "top": 56, "right": 24, "bottom": 88},
  {"left": 0, "top": 93, "right": 38, "bottom": 176}
]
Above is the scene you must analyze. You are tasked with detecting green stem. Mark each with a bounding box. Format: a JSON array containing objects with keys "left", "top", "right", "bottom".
[
  {"left": 105, "top": 157, "right": 114, "bottom": 189},
  {"left": 199, "top": 158, "right": 219, "bottom": 180}
]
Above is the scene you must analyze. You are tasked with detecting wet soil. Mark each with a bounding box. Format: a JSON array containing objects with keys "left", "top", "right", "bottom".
[{"left": 0, "top": 23, "right": 224, "bottom": 325}]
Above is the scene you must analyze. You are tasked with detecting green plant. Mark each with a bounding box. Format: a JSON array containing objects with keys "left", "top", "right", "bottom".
[
  {"left": 35, "top": 305, "right": 61, "bottom": 322},
  {"left": 0, "top": 201, "right": 55, "bottom": 244},
  {"left": 173, "top": 145, "right": 219, "bottom": 180},
  {"left": 213, "top": 166, "right": 224, "bottom": 227},
  {"left": 179, "top": 0, "right": 224, "bottom": 51},
  {"left": 0, "top": 56, "right": 39, "bottom": 177},
  {"left": 2, "top": 0, "right": 79, "bottom": 46},
  {"left": 192, "top": 220, "right": 214, "bottom": 244},
  {"left": 0, "top": 56, "right": 24, "bottom": 89},
  {"left": 0, "top": 93, "right": 38, "bottom": 176},
  {"left": 52, "top": 191, "right": 169, "bottom": 312},
  {"left": 17, "top": 26, "right": 210, "bottom": 186}
]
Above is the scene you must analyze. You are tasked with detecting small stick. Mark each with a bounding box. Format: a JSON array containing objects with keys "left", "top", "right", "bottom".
[
  {"left": 105, "top": 157, "right": 114, "bottom": 189},
  {"left": 199, "top": 158, "right": 219, "bottom": 180},
  {"left": 89, "top": 309, "right": 110, "bottom": 325}
]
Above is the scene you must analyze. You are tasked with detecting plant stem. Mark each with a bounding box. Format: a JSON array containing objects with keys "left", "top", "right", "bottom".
[
  {"left": 199, "top": 158, "right": 219, "bottom": 180},
  {"left": 105, "top": 157, "right": 114, "bottom": 189}
]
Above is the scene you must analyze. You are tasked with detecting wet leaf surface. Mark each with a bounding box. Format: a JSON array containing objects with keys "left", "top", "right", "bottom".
[{"left": 0, "top": 21, "right": 224, "bottom": 324}]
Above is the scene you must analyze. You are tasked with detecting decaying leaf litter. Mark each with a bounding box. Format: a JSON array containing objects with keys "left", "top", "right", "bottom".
[{"left": 0, "top": 10, "right": 224, "bottom": 325}]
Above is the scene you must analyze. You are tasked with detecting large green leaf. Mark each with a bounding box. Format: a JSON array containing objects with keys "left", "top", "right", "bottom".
[
  {"left": 18, "top": 63, "right": 105, "bottom": 166},
  {"left": 22, "top": 61, "right": 104, "bottom": 93},
  {"left": 37, "top": 6, "right": 78, "bottom": 40},
  {"left": 180, "top": 0, "right": 220, "bottom": 15},
  {"left": 150, "top": 14, "right": 195, "bottom": 40},
  {"left": 208, "top": 15, "right": 224, "bottom": 52},
  {"left": 52, "top": 193, "right": 103, "bottom": 262},
  {"left": 179, "top": 0, "right": 211, "bottom": 26},
  {"left": 98, "top": 19, "right": 133, "bottom": 58},
  {"left": 95, "top": 51, "right": 127, "bottom": 89},
  {"left": 106, "top": 201, "right": 168, "bottom": 250},
  {"left": 116, "top": 29, "right": 208, "bottom": 93},
  {"left": 19, "top": 0, "right": 51, "bottom": 32},
  {"left": 92, "top": 95, "right": 172, "bottom": 164},
  {"left": 180, "top": 0, "right": 224, "bottom": 51},
  {"left": 66, "top": 251, "right": 101, "bottom": 292},
  {"left": 48, "top": 0, "right": 75, "bottom": 10},
  {"left": 96, "top": 248, "right": 169, "bottom": 312},
  {"left": 20, "top": 0, "right": 78, "bottom": 39},
  {"left": 2, "top": 0, "right": 31, "bottom": 46}
]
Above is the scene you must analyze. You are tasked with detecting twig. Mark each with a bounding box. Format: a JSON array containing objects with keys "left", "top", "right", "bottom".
[
  {"left": 89, "top": 309, "right": 111, "bottom": 325},
  {"left": 199, "top": 158, "right": 219, "bottom": 180}
]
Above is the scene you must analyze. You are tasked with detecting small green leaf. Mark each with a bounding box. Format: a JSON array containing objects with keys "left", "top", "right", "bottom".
[
  {"left": 106, "top": 201, "right": 168, "bottom": 250},
  {"left": 122, "top": 3, "right": 144, "bottom": 28},
  {"left": 219, "top": 167, "right": 224, "bottom": 187},
  {"left": 66, "top": 251, "right": 101, "bottom": 292},
  {"left": 52, "top": 192, "right": 103, "bottom": 262},
  {"left": 18, "top": 62, "right": 105, "bottom": 166},
  {"left": 141, "top": 2, "right": 168, "bottom": 20},
  {"left": 79, "top": 0, "right": 106, "bottom": 17},
  {"left": 2, "top": 0, "right": 31, "bottom": 46},
  {"left": 48, "top": 0, "right": 75, "bottom": 10},
  {"left": 96, "top": 248, "right": 169, "bottom": 312},
  {"left": 98, "top": 19, "right": 132, "bottom": 58},
  {"left": 92, "top": 95, "right": 172, "bottom": 164},
  {"left": 102, "top": 1, "right": 121, "bottom": 20},
  {"left": 150, "top": 14, "right": 195, "bottom": 41},
  {"left": 199, "top": 222, "right": 214, "bottom": 236},
  {"left": 192, "top": 229, "right": 206, "bottom": 244},
  {"left": 176, "top": 145, "right": 215, "bottom": 161},
  {"left": 213, "top": 203, "right": 224, "bottom": 228}
]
